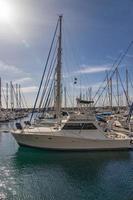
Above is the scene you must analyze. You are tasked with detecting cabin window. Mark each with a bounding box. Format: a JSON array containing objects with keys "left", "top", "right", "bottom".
[
  {"left": 63, "top": 123, "right": 82, "bottom": 130},
  {"left": 82, "top": 123, "right": 97, "bottom": 130},
  {"left": 63, "top": 123, "right": 97, "bottom": 130}
]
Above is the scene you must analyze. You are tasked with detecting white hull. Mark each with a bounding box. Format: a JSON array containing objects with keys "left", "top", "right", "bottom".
[{"left": 12, "top": 132, "right": 133, "bottom": 150}]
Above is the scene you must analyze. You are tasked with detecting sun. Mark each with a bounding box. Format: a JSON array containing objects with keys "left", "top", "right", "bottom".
[{"left": 0, "top": 1, "right": 14, "bottom": 23}]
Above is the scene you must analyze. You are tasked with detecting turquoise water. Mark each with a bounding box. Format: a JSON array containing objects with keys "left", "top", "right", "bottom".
[{"left": 0, "top": 122, "right": 133, "bottom": 200}]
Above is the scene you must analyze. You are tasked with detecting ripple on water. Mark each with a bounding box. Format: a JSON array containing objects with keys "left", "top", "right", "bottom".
[
  {"left": 1, "top": 127, "right": 133, "bottom": 200},
  {"left": 0, "top": 162, "right": 17, "bottom": 199}
]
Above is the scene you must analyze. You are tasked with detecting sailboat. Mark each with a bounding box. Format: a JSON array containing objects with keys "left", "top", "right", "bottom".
[{"left": 11, "top": 16, "right": 133, "bottom": 150}]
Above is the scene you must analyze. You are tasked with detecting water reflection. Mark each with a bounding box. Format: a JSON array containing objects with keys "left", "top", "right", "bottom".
[
  {"left": 13, "top": 147, "right": 131, "bottom": 182},
  {"left": 0, "top": 118, "right": 133, "bottom": 200},
  {"left": 11, "top": 147, "right": 133, "bottom": 200},
  {"left": 15, "top": 146, "right": 131, "bottom": 165}
]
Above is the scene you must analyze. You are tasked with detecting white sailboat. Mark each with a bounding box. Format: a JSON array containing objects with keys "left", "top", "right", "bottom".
[{"left": 11, "top": 16, "right": 133, "bottom": 150}]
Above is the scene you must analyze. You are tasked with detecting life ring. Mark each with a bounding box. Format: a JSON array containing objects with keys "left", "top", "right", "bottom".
[{"left": 130, "top": 140, "right": 133, "bottom": 144}]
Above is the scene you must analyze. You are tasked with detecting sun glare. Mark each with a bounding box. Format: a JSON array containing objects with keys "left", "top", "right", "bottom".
[{"left": 0, "top": 1, "right": 14, "bottom": 23}]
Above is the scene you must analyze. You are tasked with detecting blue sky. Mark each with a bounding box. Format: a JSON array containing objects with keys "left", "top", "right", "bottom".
[{"left": 0, "top": 0, "right": 133, "bottom": 107}]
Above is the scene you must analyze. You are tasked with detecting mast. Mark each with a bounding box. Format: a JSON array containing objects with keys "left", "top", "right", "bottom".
[
  {"left": 106, "top": 71, "right": 110, "bottom": 107},
  {"left": 110, "top": 77, "right": 112, "bottom": 110},
  {"left": 89, "top": 87, "right": 92, "bottom": 108},
  {"left": 116, "top": 68, "right": 120, "bottom": 112},
  {"left": 6, "top": 83, "right": 8, "bottom": 109},
  {"left": 16, "top": 83, "right": 18, "bottom": 109},
  {"left": 19, "top": 84, "right": 21, "bottom": 108},
  {"left": 126, "top": 66, "right": 129, "bottom": 106},
  {"left": 55, "top": 15, "right": 62, "bottom": 120},
  {"left": 0, "top": 78, "right": 2, "bottom": 110},
  {"left": 64, "top": 86, "right": 67, "bottom": 108},
  {"left": 10, "top": 81, "right": 14, "bottom": 111}
]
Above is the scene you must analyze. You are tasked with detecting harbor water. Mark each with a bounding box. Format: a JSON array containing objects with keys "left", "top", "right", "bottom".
[{"left": 0, "top": 121, "right": 133, "bottom": 200}]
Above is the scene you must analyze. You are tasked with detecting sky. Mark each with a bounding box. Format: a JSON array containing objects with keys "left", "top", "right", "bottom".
[{"left": 0, "top": 0, "right": 133, "bottom": 107}]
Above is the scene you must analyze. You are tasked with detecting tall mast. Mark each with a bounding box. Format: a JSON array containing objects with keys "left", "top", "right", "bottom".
[
  {"left": 16, "top": 83, "right": 18, "bottom": 109},
  {"left": 110, "top": 77, "right": 112, "bottom": 110},
  {"left": 0, "top": 78, "right": 2, "bottom": 110},
  {"left": 126, "top": 66, "right": 129, "bottom": 106},
  {"left": 6, "top": 83, "right": 8, "bottom": 109},
  {"left": 106, "top": 71, "right": 110, "bottom": 107},
  {"left": 116, "top": 68, "right": 120, "bottom": 112},
  {"left": 10, "top": 81, "right": 14, "bottom": 111},
  {"left": 89, "top": 87, "right": 92, "bottom": 108},
  {"left": 19, "top": 84, "right": 21, "bottom": 108},
  {"left": 64, "top": 86, "right": 67, "bottom": 108},
  {"left": 55, "top": 15, "right": 62, "bottom": 119}
]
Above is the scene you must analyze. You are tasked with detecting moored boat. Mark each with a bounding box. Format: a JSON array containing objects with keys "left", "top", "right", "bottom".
[{"left": 11, "top": 16, "right": 133, "bottom": 151}]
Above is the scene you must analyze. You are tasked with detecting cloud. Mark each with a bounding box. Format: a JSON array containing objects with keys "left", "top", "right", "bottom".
[
  {"left": 63, "top": 64, "right": 110, "bottom": 79},
  {"left": 2, "top": 85, "right": 38, "bottom": 93},
  {"left": 13, "top": 77, "right": 32, "bottom": 84},
  {"left": 77, "top": 65, "right": 110, "bottom": 74},
  {"left": 0, "top": 59, "right": 31, "bottom": 80},
  {"left": 21, "top": 86, "right": 38, "bottom": 93},
  {"left": 0, "top": 60, "right": 34, "bottom": 86},
  {"left": 0, "top": 60, "right": 22, "bottom": 74}
]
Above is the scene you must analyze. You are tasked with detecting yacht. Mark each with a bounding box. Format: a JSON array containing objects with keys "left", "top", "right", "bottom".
[
  {"left": 11, "top": 114, "right": 133, "bottom": 150},
  {"left": 11, "top": 16, "right": 133, "bottom": 151}
]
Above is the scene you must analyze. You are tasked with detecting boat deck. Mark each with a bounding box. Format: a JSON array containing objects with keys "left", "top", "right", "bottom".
[{"left": 12, "top": 125, "right": 130, "bottom": 141}]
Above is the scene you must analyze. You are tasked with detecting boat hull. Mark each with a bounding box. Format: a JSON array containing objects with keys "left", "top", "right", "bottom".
[{"left": 11, "top": 132, "right": 133, "bottom": 150}]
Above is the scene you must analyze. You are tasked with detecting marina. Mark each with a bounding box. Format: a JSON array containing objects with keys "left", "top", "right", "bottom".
[
  {"left": 0, "top": 0, "right": 133, "bottom": 199},
  {"left": 10, "top": 16, "right": 133, "bottom": 151},
  {"left": 0, "top": 79, "right": 29, "bottom": 122}
]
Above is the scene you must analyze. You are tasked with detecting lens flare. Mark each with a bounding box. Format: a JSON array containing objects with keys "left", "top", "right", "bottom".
[{"left": 0, "top": 1, "right": 14, "bottom": 23}]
